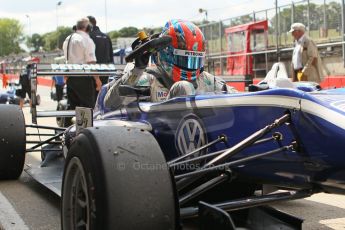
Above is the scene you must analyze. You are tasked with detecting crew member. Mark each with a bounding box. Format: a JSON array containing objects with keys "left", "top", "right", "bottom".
[
  {"left": 2, "top": 72, "right": 8, "bottom": 89},
  {"left": 62, "top": 17, "right": 102, "bottom": 111},
  {"left": 87, "top": 15, "right": 114, "bottom": 85},
  {"left": 17, "top": 64, "right": 32, "bottom": 108},
  {"left": 51, "top": 75, "right": 64, "bottom": 102}
]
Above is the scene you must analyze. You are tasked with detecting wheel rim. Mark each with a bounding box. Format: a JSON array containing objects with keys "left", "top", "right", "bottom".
[{"left": 62, "top": 157, "right": 90, "bottom": 230}]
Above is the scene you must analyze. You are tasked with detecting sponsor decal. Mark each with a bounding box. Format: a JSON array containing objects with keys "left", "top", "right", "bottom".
[
  {"left": 157, "top": 91, "right": 168, "bottom": 98},
  {"left": 175, "top": 114, "right": 208, "bottom": 157},
  {"left": 51, "top": 63, "right": 116, "bottom": 71},
  {"left": 173, "top": 49, "right": 205, "bottom": 57}
]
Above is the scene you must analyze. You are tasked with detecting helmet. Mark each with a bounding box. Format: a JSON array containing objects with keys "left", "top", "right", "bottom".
[{"left": 154, "top": 19, "right": 206, "bottom": 82}]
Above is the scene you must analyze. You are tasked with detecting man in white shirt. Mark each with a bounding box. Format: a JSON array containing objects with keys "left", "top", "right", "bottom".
[{"left": 62, "top": 18, "right": 102, "bottom": 112}]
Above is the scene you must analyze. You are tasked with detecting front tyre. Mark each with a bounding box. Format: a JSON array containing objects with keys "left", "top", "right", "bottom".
[{"left": 61, "top": 126, "right": 177, "bottom": 230}]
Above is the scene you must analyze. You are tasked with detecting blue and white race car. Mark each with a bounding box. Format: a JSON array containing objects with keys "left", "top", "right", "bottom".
[
  {"left": 0, "top": 57, "right": 344, "bottom": 229},
  {"left": 0, "top": 80, "right": 21, "bottom": 104}
]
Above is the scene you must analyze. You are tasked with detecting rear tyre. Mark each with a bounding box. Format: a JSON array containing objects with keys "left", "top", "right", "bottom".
[
  {"left": 0, "top": 105, "right": 26, "bottom": 179},
  {"left": 61, "top": 126, "right": 177, "bottom": 230}
]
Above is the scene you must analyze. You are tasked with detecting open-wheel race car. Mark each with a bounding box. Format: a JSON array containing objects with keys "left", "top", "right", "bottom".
[
  {"left": 0, "top": 78, "right": 40, "bottom": 105},
  {"left": 1, "top": 64, "right": 345, "bottom": 229},
  {"left": 1, "top": 36, "right": 345, "bottom": 229},
  {"left": 0, "top": 80, "right": 21, "bottom": 104},
  {"left": 248, "top": 62, "right": 322, "bottom": 93}
]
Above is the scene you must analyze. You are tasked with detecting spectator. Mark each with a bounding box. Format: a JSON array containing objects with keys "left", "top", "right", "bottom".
[
  {"left": 2, "top": 72, "right": 8, "bottom": 89},
  {"left": 87, "top": 15, "right": 114, "bottom": 85},
  {"left": 62, "top": 17, "right": 101, "bottom": 112},
  {"left": 51, "top": 75, "right": 64, "bottom": 102},
  {"left": 289, "top": 22, "right": 324, "bottom": 82},
  {"left": 104, "top": 19, "right": 235, "bottom": 110},
  {"left": 17, "top": 64, "right": 32, "bottom": 108}
]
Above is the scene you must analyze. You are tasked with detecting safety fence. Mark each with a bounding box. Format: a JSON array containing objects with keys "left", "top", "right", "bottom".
[{"left": 199, "top": 0, "right": 345, "bottom": 77}]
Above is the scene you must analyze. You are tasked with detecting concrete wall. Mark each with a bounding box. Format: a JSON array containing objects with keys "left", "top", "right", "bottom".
[{"left": 323, "top": 56, "right": 345, "bottom": 76}]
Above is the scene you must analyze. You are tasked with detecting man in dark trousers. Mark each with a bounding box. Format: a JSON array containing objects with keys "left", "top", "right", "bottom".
[
  {"left": 17, "top": 64, "right": 32, "bottom": 108},
  {"left": 87, "top": 15, "right": 114, "bottom": 85},
  {"left": 62, "top": 18, "right": 101, "bottom": 127}
]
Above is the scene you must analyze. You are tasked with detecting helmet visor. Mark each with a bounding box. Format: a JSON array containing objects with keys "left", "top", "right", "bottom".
[{"left": 173, "top": 49, "right": 205, "bottom": 70}]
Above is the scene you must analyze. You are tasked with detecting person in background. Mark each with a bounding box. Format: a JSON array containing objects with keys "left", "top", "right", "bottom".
[
  {"left": 289, "top": 22, "right": 324, "bottom": 83},
  {"left": 2, "top": 72, "right": 8, "bottom": 89},
  {"left": 51, "top": 75, "right": 64, "bottom": 102},
  {"left": 87, "top": 15, "right": 114, "bottom": 85},
  {"left": 18, "top": 64, "right": 32, "bottom": 108},
  {"left": 62, "top": 17, "right": 101, "bottom": 111}
]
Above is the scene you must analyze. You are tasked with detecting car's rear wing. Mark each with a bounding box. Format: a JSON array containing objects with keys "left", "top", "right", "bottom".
[{"left": 30, "top": 63, "right": 124, "bottom": 124}]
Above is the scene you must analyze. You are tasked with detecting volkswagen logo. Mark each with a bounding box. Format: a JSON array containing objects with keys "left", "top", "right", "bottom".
[{"left": 175, "top": 114, "right": 208, "bottom": 157}]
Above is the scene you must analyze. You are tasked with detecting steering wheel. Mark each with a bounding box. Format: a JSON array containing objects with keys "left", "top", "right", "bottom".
[{"left": 125, "top": 35, "right": 172, "bottom": 63}]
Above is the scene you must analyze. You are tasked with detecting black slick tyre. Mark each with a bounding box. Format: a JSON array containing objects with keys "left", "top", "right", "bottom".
[
  {"left": 0, "top": 105, "right": 26, "bottom": 179},
  {"left": 61, "top": 126, "right": 177, "bottom": 230}
]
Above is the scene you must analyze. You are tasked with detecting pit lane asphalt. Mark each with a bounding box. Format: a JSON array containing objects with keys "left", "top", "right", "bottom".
[
  {"left": 0, "top": 85, "right": 60, "bottom": 230},
  {"left": 0, "top": 85, "right": 344, "bottom": 229}
]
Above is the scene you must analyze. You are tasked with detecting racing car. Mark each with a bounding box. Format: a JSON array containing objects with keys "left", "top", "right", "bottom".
[
  {"left": 248, "top": 62, "right": 322, "bottom": 92},
  {"left": 0, "top": 78, "right": 40, "bottom": 105},
  {"left": 1, "top": 36, "right": 345, "bottom": 229},
  {"left": 0, "top": 80, "right": 21, "bottom": 104}
]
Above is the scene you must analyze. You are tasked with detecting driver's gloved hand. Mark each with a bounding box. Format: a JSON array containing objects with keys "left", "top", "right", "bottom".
[
  {"left": 131, "top": 36, "right": 151, "bottom": 69},
  {"left": 135, "top": 52, "right": 151, "bottom": 69}
]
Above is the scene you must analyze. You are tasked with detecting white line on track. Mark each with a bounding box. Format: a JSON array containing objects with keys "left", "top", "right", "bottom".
[{"left": 0, "top": 191, "right": 29, "bottom": 230}]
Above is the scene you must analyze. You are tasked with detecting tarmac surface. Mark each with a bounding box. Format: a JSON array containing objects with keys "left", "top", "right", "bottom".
[
  {"left": 0, "top": 84, "right": 60, "bottom": 230},
  {"left": 0, "top": 84, "right": 344, "bottom": 229}
]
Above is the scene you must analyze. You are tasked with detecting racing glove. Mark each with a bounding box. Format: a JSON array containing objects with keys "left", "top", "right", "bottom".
[
  {"left": 134, "top": 52, "right": 151, "bottom": 69},
  {"left": 131, "top": 33, "right": 151, "bottom": 69}
]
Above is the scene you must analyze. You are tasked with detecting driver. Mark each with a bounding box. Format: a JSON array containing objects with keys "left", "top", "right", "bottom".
[{"left": 104, "top": 19, "right": 236, "bottom": 109}]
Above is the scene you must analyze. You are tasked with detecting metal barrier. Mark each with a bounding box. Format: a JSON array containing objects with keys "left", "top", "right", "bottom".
[
  {"left": 199, "top": 0, "right": 345, "bottom": 76},
  {"left": 30, "top": 63, "right": 122, "bottom": 124}
]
